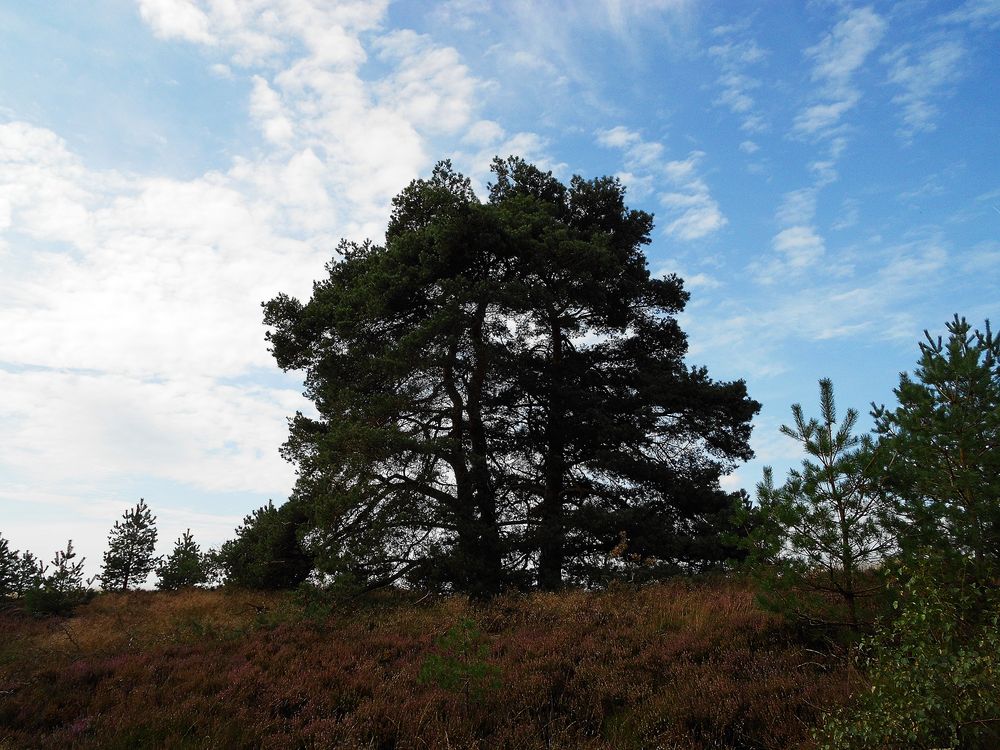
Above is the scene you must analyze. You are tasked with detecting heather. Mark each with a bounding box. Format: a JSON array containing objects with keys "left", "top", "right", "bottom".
[{"left": 0, "top": 579, "right": 853, "bottom": 749}]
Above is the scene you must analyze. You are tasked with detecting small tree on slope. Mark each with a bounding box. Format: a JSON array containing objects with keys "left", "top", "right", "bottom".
[
  {"left": 753, "top": 379, "right": 890, "bottom": 628},
  {"left": 0, "top": 533, "right": 45, "bottom": 598},
  {"left": 156, "top": 529, "right": 209, "bottom": 590},
  {"left": 22, "top": 540, "right": 92, "bottom": 615},
  {"left": 100, "top": 498, "right": 159, "bottom": 591}
]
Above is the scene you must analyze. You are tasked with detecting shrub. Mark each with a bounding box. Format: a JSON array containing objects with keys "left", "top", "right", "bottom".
[
  {"left": 418, "top": 617, "right": 501, "bottom": 701},
  {"left": 816, "top": 560, "right": 1000, "bottom": 749}
]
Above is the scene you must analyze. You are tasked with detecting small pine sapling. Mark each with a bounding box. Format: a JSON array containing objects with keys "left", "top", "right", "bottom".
[
  {"left": 100, "top": 498, "right": 160, "bottom": 591},
  {"left": 23, "top": 540, "right": 92, "bottom": 616},
  {"left": 873, "top": 315, "right": 1000, "bottom": 578},
  {"left": 753, "top": 379, "right": 890, "bottom": 629},
  {"left": 156, "top": 529, "right": 209, "bottom": 590}
]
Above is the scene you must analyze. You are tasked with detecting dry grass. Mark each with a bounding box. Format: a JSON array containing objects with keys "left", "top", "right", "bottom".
[{"left": 0, "top": 578, "right": 855, "bottom": 749}]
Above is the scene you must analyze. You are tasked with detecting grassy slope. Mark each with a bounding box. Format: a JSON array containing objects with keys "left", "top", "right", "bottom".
[{"left": 0, "top": 579, "right": 854, "bottom": 749}]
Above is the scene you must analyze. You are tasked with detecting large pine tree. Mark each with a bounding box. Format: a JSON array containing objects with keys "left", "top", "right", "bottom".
[{"left": 264, "top": 158, "right": 759, "bottom": 596}]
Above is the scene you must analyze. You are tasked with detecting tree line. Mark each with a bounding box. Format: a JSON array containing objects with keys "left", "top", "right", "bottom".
[{"left": 0, "top": 499, "right": 212, "bottom": 614}]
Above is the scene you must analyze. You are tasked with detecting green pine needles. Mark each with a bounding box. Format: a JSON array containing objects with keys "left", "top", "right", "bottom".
[
  {"left": 156, "top": 529, "right": 209, "bottom": 590},
  {"left": 418, "top": 617, "right": 501, "bottom": 701},
  {"left": 751, "top": 378, "right": 891, "bottom": 629},
  {"left": 100, "top": 498, "right": 159, "bottom": 591},
  {"left": 873, "top": 315, "right": 1000, "bottom": 575}
]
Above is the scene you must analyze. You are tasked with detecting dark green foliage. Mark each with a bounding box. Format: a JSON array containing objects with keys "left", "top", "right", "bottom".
[
  {"left": 418, "top": 617, "right": 501, "bottom": 700},
  {"left": 873, "top": 316, "right": 1000, "bottom": 576},
  {"left": 811, "top": 317, "right": 1000, "bottom": 746},
  {"left": 22, "top": 540, "right": 93, "bottom": 616},
  {"left": 100, "top": 498, "right": 159, "bottom": 591},
  {"left": 263, "top": 157, "right": 759, "bottom": 596},
  {"left": 750, "top": 379, "right": 890, "bottom": 628},
  {"left": 0, "top": 533, "right": 16, "bottom": 598},
  {"left": 817, "top": 559, "right": 1000, "bottom": 749},
  {"left": 218, "top": 500, "right": 313, "bottom": 589},
  {"left": 156, "top": 529, "right": 209, "bottom": 590},
  {"left": 0, "top": 533, "right": 45, "bottom": 599}
]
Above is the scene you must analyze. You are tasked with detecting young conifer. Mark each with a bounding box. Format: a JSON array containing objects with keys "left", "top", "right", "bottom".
[
  {"left": 0, "top": 533, "right": 46, "bottom": 598},
  {"left": 156, "top": 529, "right": 208, "bottom": 589},
  {"left": 873, "top": 316, "right": 1000, "bottom": 577},
  {"left": 754, "top": 379, "right": 890, "bottom": 628},
  {"left": 100, "top": 498, "right": 159, "bottom": 591}
]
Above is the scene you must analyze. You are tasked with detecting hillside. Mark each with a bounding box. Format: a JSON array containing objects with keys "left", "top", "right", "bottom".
[{"left": 0, "top": 579, "right": 854, "bottom": 749}]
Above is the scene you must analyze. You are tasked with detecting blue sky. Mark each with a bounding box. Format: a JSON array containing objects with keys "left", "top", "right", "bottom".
[{"left": 2, "top": 0, "right": 998, "bottom": 580}]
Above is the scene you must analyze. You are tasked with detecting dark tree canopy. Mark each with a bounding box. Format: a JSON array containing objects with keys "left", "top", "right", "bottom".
[
  {"left": 264, "top": 157, "right": 759, "bottom": 596},
  {"left": 218, "top": 500, "right": 314, "bottom": 590}
]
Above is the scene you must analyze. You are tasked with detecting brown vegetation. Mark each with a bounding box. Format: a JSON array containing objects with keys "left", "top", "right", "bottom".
[{"left": 0, "top": 579, "right": 854, "bottom": 749}]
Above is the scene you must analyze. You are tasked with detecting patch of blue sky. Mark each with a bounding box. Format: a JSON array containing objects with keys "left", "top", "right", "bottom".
[{"left": 0, "top": 1, "right": 252, "bottom": 178}]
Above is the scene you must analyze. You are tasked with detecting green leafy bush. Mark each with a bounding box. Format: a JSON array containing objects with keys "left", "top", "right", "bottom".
[{"left": 816, "top": 561, "right": 1000, "bottom": 749}]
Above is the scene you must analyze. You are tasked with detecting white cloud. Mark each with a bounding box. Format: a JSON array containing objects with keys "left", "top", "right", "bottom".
[
  {"left": 208, "top": 62, "right": 233, "bottom": 78},
  {"left": 833, "top": 198, "right": 860, "bottom": 230},
  {"left": 687, "top": 237, "right": 955, "bottom": 380},
  {"left": 598, "top": 0, "right": 692, "bottom": 36},
  {"left": 250, "top": 75, "right": 295, "bottom": 143},
  {"left": 463, "top": 120, "right": 505, "bottom": 147},
  {"left": 137, "top": 0, "right": 216, "bottom": 45},
  {"left": 751, "top": 186, "right": 829, "bottom": 283},
  {"left": 597, "top": 129, "right": 726, "bottom": 241},
  {"left": 794, "top": 6, "right": 885, "bottom": 136},
  {"left": 709, "top": 36, "right": 769, "bottom": 132},
  {"left": 776, "top": 187, "right": 818, "bottom": 226},
  {"left": 793, "top": 96, "right": 858, "bottom": 136},
  {"left": 374, "top": 31, "right": 479, "bottom": 135},
  {"left": 136, "top": 0, "right": 387, "bottom": 67},
  {"left": 1, "top": 1, "right": 545, "bottom": 520},
  {"left": 596, "top": 125, "right": 643, "bottom": 149},
  {"left": 0, "top": 370, "right": 298, "bottom": 494},
  {"left": 659, "top": 155, "right": 726, "bottom": 240},
  {"left": 739, "top": 140, "right": 759, "bottom": 154},
  {"left": 806, "top": 7, "right": 886, "bottom": 87},
  {"left": 884, "top": 40, "right": 965, "bottom": 141},
  {"left": 941, "top": 0, "right": 1000, "bottom": 30},
  {"left": 653, "top": 260, "right": 723, "bottom": 292},
  {"left": 772, "top": 225, "right": 825, "bottom": 269}
]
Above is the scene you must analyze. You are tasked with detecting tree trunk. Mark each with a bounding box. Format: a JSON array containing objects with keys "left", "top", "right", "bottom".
[
  {"left": 538, "top": 314, "right": 565, "bottom": 591},
  {"left": 467, "top": 302, "right": 503, "bottom": 599},
  {"left": 442, "top": 336, "right": 481, "bottom": 594}
]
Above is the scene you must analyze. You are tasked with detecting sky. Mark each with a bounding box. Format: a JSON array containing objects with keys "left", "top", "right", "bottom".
[{"left": 1, "top": 0, "right": 998, "bottom": 580}]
